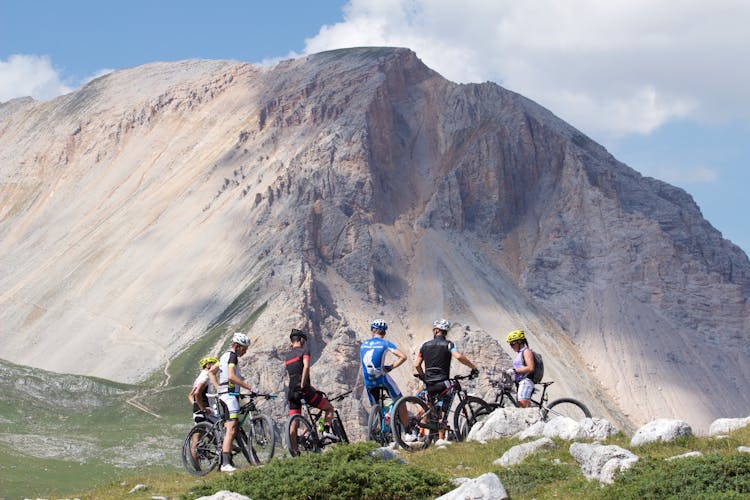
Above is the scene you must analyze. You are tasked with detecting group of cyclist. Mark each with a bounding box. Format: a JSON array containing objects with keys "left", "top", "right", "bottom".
[{"left": 188, "top": 318, "right": 537, "bottom": 472}]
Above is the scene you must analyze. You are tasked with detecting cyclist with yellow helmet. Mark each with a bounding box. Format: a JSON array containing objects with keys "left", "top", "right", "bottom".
[
  {"left": 506, "top": 329, "right": 535, "bottom": 408},
  {"left": 188, "top": 356, "right": 220, "bottom": 423}
]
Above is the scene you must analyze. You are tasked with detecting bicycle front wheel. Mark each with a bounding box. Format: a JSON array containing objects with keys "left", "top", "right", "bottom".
[
  {"left": 542, "top": 397, "right": 592, "bottom": 421},
  {"left": 248, "top": 414, "right": 276, "bottom": 465},
  {"left": 286, "top": 415, "right": 319, "bottom": 457},
  {"left": 453, "top": 396, "right": 493, "bottom": 441},
  {"left": 391, "top": 396, "right": 432, "bottom": 452},
  {"left": 332, "top": 415, "right": 349, "bottom": 444},
  {"left": 181, "top": 422, "right": 220, "bottom": 476}
]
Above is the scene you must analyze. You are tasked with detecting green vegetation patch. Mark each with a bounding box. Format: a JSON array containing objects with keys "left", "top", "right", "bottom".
[
  {"left": 185, "top": 442, "right": 453, "bottom": 500},
  {"left": 595, "top": 453, "right": 750, "bottom": 499}
]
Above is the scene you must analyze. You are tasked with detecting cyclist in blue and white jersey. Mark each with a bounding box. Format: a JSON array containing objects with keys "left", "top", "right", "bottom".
[{"left": 360, "top": 319, "right": 408, "bottom": 422}]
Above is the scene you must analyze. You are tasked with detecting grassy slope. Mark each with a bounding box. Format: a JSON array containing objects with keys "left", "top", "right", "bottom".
[
  {"left": 0, "top": 288, "right": 268, "bottom": 500},
  {"left": 70, "top": 426, "right": 750, "bottom": 500}
]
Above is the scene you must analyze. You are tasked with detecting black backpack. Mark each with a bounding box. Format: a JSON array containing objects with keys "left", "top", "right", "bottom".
[{"left": 522, "top": 350, "right": 544, "bottom": 383}]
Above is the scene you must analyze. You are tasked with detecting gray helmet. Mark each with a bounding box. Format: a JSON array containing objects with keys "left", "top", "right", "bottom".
[
  {"left": 232, "top": 332, "right": 250, "bottom": 346},
  {"left": 432, "top": 318, "right": 450, "bottom": 331}
]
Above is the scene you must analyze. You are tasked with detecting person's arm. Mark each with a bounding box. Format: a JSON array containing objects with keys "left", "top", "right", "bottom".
[
  {"left": 452, "top": 350, "right": 477, "bottom": 370},
  {"left": 301, "top": 354, "right": 311, "bottom": 388},
  {"left": 387, "top": 348, "right": 408, "bottom": 371},
  {"left": 228, "top": 364, "right": 253, "bottom": 392},
  {"left": 188, "top": 387, "right": 195, "bottom": 404},
  {"left": 207, "top": 364, "right": 220, "bottom": 390},
  {"left": 414, "top": 353, "right": 424, "bottom": 377},
  {"left": 194, "top": 381, "right": 209, "bottom": 412}
]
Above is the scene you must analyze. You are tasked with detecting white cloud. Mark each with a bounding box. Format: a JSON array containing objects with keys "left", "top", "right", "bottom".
[
  {"left": 0, "top": 54, "right": 73, "bottom": 102},
  {"left": 303, "top": 0, "right": 750, "bottom": 138}
]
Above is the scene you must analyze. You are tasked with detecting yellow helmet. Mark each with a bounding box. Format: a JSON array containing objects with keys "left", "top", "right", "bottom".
[
  {"left": 199, "top": 356, "right": 218, "bottom": 369},
  {"left": 506, "top": 330, "right": 526, "bottom": 343}
]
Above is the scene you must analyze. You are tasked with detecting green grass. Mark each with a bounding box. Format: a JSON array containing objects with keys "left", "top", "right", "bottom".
[{"left": 185, "top": 442, "right": 453, "bottom": 500}]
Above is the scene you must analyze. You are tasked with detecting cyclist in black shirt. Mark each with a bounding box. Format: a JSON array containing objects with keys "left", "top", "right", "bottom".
[
  {"left": 414, "top": 318, "right": 479, "bottom": 440},
  {"left": 284, "top": 328, "right": 338, "bottom": 444}
]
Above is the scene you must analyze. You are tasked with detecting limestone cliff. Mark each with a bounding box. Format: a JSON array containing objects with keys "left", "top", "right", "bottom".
[{"left": 1, "top": 47, "right": 748, "bottom": 433}]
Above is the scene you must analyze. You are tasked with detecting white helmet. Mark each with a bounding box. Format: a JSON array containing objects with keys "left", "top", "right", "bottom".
[
  {"left": 432, "top": 319, "right": 450, "bottom": 331},
  {"left": 370, "top": 319, "right": 388, "bottom": 331},
  {"left": 232, "top": 332, "right": 250, "bottom": 346}
]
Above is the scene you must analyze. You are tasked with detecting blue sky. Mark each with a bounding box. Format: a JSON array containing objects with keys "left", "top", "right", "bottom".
[{"left": 2, "top": 0, "right": 748, "bottom": 255}]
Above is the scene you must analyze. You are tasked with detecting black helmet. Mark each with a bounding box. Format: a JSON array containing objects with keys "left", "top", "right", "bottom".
[{"left": 290, "top": 328, "right": 308, "bottom": 341}]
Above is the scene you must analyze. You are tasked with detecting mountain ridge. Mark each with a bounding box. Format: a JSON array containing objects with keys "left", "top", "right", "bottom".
[{"left": 1, "top": 47, "right": 748, "bottom": 433}]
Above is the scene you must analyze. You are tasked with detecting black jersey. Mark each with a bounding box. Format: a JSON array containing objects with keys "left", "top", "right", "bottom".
[
  {"left": 284, "top": 344, "right": 310, "bottom": 391},
  {"left": 418, "top": 336, "right": 457, "bottom": 384}
]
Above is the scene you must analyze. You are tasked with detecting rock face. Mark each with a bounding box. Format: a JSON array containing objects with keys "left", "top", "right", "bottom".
[{"left": 1, "top": 47, "right": 749, "bottom": 433}]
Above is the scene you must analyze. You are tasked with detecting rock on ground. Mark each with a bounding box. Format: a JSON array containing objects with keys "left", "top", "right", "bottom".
[
  {"left": 494, "top": 437, "right": 555, "bottom": 466},
  {"left": 708, "top": 416, "right": 750, "bottom": 436},
  {"left": 436, "top": 472, "right": 508, "bottom": 500},
  {"left": 570, "top": 442, "right": 639, "bottom": 484},
  {"left": 630, "top": 418, "right": 692, "bottom": 447}
]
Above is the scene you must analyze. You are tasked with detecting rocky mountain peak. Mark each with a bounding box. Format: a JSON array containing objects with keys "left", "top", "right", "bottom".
[{"left": 1, "top": 47, "right": 747, "bottom": 433}]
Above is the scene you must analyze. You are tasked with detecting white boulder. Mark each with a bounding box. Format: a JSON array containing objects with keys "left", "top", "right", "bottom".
[
  {"left": 708, "top": 416, "right": 750, "bottom": 437},
  {"left": 630, "top": 419, "right": 692, "bottom": 447},
  {"left": 494, "top": 437, "right": 555, "bottom": 466},
  {"left": 436, "top": 472, "right": 508, "bottom": 500},
  {"left": 570, "top": 442, "right": 639, "bottom": 484},
  {"left": 467, "top": 408, "right": 542, "bottom": 442}
]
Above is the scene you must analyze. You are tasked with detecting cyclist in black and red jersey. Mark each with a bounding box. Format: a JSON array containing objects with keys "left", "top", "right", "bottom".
[{"left": 284, "top": 328, "right": 338, "bottom": 444}]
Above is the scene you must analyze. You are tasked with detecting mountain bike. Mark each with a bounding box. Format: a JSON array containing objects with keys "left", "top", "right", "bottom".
[
  {"left": 390, "top": 373, "right": 480, "bottom": 452},
  {"left": 366, "top": 387, "right": 396, "bottom": 446},
  {"left": 181, "top": 392, "right": 277, "bottom": 475},
  {"left": 286, "top": 390, "right": 351, "bottom": 457},
  {"left": 482, "top": 370, "right": 592, "bottom": 421}
]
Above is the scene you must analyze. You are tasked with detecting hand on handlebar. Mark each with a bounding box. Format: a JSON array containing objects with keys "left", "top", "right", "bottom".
[
  {"left": 413, "top": 373, "right": 424, "bottom": 380},
  {"left": 469, "top": 367, "right": 480, "bottom": 379},
  {"left": 384, "top": 365, "right": 393, "bottom": 373}
]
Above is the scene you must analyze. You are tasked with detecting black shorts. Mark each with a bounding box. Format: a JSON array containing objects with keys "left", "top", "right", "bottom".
[{"left": 287, "top": 386, "right": 329, "bottom": 415}]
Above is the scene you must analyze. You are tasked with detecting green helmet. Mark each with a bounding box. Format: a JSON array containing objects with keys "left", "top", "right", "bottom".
[{"left": 199, "top": 356, "right": 218, "bottom": 369}]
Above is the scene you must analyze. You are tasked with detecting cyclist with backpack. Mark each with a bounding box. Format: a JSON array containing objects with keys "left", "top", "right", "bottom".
[{"left": 506, "top": 329, "right": 536, "bottom": 408}]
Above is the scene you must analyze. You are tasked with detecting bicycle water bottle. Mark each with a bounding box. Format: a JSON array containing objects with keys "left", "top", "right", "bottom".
[{"left": 317, "top": 416, "right": 325, "bottom": 434}]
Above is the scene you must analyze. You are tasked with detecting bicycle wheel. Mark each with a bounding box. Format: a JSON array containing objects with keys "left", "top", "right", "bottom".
[
  {"left": 391, "top": 396, "right": 432, "bottom": 452},
  {"left": 234, "top": 427, "right": 255, "bottom": 466},
  {"left": 248, "top": 414, "right": 276, "bottom": 465},
  {"left": 367, "top": 404, "right": 392, "bottom": 445},
  {"left": 332, "top": 415, "right": 349, "bottom": 444},
  {"left": 453, "top": 396, "right": 493, "bottom": 441},
  {"left": 286, "top": 415, "right": 319, "bottom": 457},
  {"left": 542, "top": 397, "right": 592, "bottom": 421},
  {"left": 181, "top": 422, "right": 220, "bottom": 476}
]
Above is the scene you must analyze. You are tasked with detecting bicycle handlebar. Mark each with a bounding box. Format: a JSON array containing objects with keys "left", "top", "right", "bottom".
[{"left": 327, "top": 390, "right": 353, "bottom": 402}]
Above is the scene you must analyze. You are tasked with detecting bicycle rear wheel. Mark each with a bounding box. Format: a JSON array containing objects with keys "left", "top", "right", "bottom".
[
  {"left": 286, "top": 414, "right": 319, "bottom": 457},
  {"left": 367, "top": 404, "right": 392, "bottom": 445},
  {"left": 248, "top": 414, "right": 276, "bottom": 465},
  {"left": 391, "top": 396, "right": 432, "bottom": 452},
  {"left": 542, "top": 397, "right": 592, "bottom": 421},
  {"left": 181, "top": 422, "right": 220, "bottom": 476},
  {"left": 453, "top": 396, "right": 493, "bottom": 441}
]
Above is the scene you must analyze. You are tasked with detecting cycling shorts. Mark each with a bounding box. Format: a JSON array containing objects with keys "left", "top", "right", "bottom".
[
  {"left": 287, "top": 386, "right": 329, "bottom": 416},
  {"left": 364, "top": 374, "right": 402, "bottom": 405},
  {"left": 219, "top": 392, "right": 241, "bottom": 420},
  {"left": 517, "top": 377, "right": 535, "bottom": 402}
]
